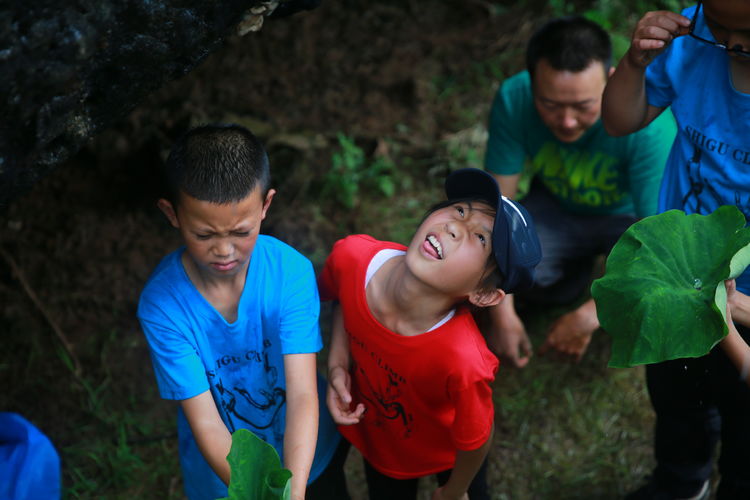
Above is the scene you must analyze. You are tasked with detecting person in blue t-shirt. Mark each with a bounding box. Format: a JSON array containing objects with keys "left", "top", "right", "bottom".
[
  {"left": 137, "top": 124, "right": 344, "bottom": 500},
  {"left": 603, "top": 1, "right": 750, "bottom": 498},
  {"left": 483, "top": 16, "right": 675, "bottom": 366}
]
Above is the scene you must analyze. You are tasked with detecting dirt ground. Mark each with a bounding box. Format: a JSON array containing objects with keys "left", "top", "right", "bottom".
[{"left": 0, "top": 1, "right": 655, "bottom": 498}]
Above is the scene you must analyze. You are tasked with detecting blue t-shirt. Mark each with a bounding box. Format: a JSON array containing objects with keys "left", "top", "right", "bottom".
[
  {"left": 485, "top": 70, "right": 676, "bottom": 217},
  {"left": 137, "top": 235, "right": 340, "bottom": 500},
  {"left": 645, "top": 5, "right": 750, "bottom": 294}
]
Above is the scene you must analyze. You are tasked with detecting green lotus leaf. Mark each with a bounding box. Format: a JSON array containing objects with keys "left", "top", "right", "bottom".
[
  {"left": 217, "top": 428, "right": 292, "bottom": 500},
  {"left": 591, "top": 206, "right": 750, "bottom": 368}
]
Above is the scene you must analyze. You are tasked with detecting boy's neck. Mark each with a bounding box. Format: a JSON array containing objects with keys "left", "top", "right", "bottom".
[
  {"left": 181, "top": 252, "right": 247, "bottom": 323},
  {"left": 366, "top": 256, "right": 460, "bottom": 337},
  {"left": 730, "top": 58, "right": 750, "bottom": 94}
]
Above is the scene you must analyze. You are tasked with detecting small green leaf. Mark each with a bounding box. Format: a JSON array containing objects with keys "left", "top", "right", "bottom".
[
  {"left": 591, "top": 206, "right": 750, "bottom": 368},
  {"left": 377, "top": 176, "right": 395, "bottom": 198},
  {"left": 217, "top": 429, "right": 292, "bottom": 500}
]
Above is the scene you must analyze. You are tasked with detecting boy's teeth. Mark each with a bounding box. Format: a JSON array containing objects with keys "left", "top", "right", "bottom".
[{"left": 427, "top": 235, "right": 443, "bottom": 259}]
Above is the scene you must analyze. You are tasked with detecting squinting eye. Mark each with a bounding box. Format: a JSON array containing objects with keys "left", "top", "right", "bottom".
[
  {"left": 196, "top": 234, "right": 211, "bottom": 240},
  {"left": 232, "top": 231, "right": 250, "bottom": 237}
]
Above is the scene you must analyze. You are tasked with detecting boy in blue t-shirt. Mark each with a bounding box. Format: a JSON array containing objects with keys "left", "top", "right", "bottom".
[
  {"left": 137, "top": 124, "right": 343, "bottom": 500},
  {"left": 603, "top": 1, "right": 750, "bottom": 498}
]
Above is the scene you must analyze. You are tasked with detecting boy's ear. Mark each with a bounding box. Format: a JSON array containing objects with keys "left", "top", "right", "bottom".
[
  {"left": 468, "top": 287, "right": 506, "bottom": 308},
  {"left": 260, "top": 188, "right": 276, "bottom": 220},
  {"left": 157, "top": 198, "right": 180, "bottom": 228}
]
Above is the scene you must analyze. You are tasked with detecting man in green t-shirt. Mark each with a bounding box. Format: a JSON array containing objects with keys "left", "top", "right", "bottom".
[{"left": 484, "top": 16, "right": 676, "bottom": 366}]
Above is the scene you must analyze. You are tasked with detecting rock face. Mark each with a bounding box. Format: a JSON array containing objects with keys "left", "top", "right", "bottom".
[{"left": 0, "top": 0, "right": 318, "bottom": 209}]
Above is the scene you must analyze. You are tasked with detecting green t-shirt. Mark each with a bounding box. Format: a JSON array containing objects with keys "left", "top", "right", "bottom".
[{"left": 484, "top": 71, "right": 676, "bottom": 218}]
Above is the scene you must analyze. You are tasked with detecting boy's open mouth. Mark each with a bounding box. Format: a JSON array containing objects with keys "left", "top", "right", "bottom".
[{"left": 426, "top": 234, "right": 443, "bottom": 259}]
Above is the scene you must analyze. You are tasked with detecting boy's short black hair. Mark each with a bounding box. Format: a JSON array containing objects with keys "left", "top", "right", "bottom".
[
  {"left": 526, "top": 15, "right": 612, "bottom": 81},
  {"left": 163, "top": 124, "right": 270, "bottom": 205}
]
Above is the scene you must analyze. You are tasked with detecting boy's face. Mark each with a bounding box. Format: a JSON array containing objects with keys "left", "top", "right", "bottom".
[
  {"left": 532, "top": 59, "right": 611, "bottom": 143},
  {"left": 702, "top": 0, "right": 750, "bottom": 63},
  {"left": 406, "top": 201, "right": 497, "bottom": 299},
  {"left": 158, "top": 185, "right": 275, "bottom": 280}
]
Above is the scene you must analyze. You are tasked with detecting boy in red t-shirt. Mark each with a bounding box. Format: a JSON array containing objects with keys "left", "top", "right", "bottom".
[{"left": 319, "top": 168, "right": 542, "bottom": 499}]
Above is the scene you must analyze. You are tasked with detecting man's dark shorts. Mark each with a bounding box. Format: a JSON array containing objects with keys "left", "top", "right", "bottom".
[{"left": 519, "top": 181, "right": 637, "bottom": 305}]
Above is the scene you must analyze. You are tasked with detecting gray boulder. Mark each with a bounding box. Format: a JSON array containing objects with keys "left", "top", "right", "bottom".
[{"left": 0, "top": 0, "right": 319, "bottom": 209}]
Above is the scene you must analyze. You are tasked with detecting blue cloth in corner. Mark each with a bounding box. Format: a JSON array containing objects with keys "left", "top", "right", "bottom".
[{"left": 0, "top": 412, "right": 61, "bottom": 500}]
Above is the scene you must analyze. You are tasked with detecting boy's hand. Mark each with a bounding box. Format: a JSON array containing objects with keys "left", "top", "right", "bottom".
[
  {"left": 627, "top": 10, "right": 691, "bottom": 68},
  {"left": 430, "top": 487, "right": 468, "bottom": 500},
  {"left": 326, "top": 366, "right": 365, "bottom": 425},
  {"left": 726, "top": 279, "right": 737, "bottom": 323},
  {"left": 725, "top": 279, "right": 750, "bottom": 327}
]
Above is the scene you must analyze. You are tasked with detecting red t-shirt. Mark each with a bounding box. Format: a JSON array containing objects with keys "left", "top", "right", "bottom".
[{"left": 319, "top": 235, "right": 499, "bottom": 479}]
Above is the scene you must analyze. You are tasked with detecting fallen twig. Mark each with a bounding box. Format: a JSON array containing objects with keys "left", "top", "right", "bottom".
[{"left": 0, "top": 245, "right": 83, "bottom": 378}]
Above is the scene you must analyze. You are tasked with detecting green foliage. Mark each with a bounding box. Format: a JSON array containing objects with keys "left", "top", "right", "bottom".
[
  {"left": 14, "top": 327, "right": 184, "bottom": 499},
  {"left": 436, "top": 124, "right": 487, "bottom": 173},
  {"left": 546, "top": 0, "right": 689, "bottom": 61},
  {"left": 219, "top": 429, "right": 291, "bottom": 500},
  {"left": 592, "top": 207, "right": 750, "bottom": 368},
  {"left": 431, "top": 50, "right": 521, "bottom": 112},
  {"left": 321, "top": 133, "right": 396, "bottom": 210},
  {"left": 548, "top": 0, "right": 575, "bottom": 17}
]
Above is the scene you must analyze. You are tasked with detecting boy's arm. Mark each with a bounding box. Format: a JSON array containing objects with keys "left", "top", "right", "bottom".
[
  {"left": 431, "top": 424, "right": 494, "bottom": 500},
  {"left": 326, "top": 302, "right": 365, "bottom": 424},
  {"left": 722, "top": 280, "right": 750, "bottom": 385},
  {"left": 602, "top": 10, "right": 690, "bottom": 136},
  {"left": 181, "top": 391, "right": 233, "bottom": 485},
  {"left": 722, "top": 326, "right": 750, "bottom": 385},
  {"left": 283, "top": 352, "right": 319, "bottom": 500}
]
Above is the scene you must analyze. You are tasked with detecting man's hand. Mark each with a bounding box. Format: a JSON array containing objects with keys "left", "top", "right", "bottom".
[
  {"left": 538, "top": 299, "right": 599, "bottom": 362},
  {"left": 326, "top": 366, "right": 365, "bottom": 425},
  {"left": 486, "top": 315, "right": 532, "bottom": 368},
  {"left": 484, "top": 296, "right": 532, "bottom": 368},
  {"left": 627, "top": 10, "right": 691, "bottom": 68}
]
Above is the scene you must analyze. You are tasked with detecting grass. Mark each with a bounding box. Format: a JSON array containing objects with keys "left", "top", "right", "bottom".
[{"left": 488, "top": 335, "right": 654, "bottom": 498}]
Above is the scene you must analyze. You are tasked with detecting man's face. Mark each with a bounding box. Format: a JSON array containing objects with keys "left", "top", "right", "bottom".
[
  {"left": 702, "top": 0, "right": 750, "bottom": 63},
  {"left": 532, "top": 58, "right": 608, "bottom": 143}
]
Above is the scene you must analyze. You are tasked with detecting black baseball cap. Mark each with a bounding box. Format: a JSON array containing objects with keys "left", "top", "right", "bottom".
[{"left": 444, "top": 168, "right": 542, "bottom": 293}]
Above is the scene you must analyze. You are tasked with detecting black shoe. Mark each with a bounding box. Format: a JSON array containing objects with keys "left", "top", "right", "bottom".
[{"left": 625, "top": 479, "right": 709, "bottom": 500}]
